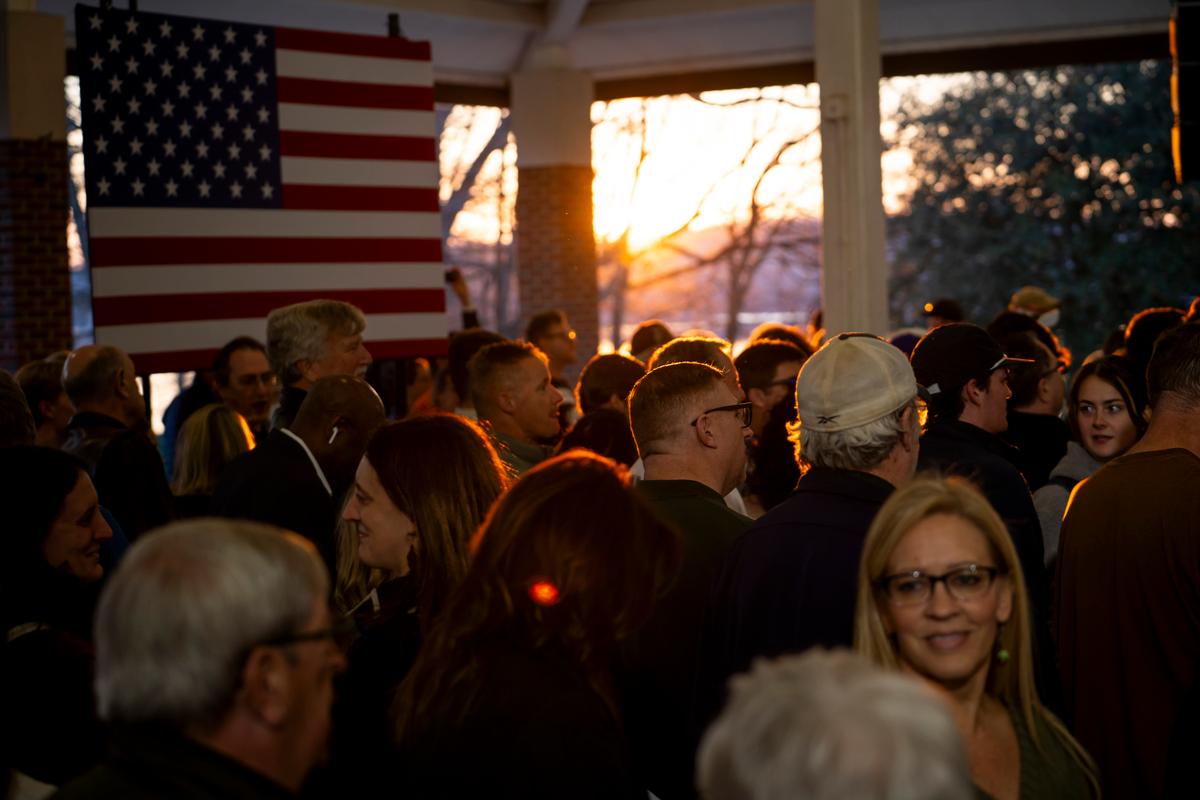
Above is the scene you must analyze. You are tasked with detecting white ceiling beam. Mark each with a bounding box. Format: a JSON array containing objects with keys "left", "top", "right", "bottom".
[
  {"left": 581, "top": 0, "right": 805, "bottom": 27},
  {"left": 326, "top": 0, "right": 542, "bottom": 28},
  {"left": 544, "top": 0, "right": 590, "bottom": 43}
]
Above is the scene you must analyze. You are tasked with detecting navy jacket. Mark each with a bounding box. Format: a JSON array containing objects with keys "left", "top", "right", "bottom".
[{"left": 699, "top": 467, "right": 894, "bottom": 729}]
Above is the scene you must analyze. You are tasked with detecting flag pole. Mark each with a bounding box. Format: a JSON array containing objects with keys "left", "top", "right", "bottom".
[{"left": 387, "top": 13, "right": 403, "bottom": 38}]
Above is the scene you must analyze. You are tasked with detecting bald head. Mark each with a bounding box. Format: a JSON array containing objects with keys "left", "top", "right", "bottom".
[
  {"left": 63, "top": 345, "right": 145, "bottom": 428},
  {"left": 293, "top": 376, "right": 386, "bottom": 489}
]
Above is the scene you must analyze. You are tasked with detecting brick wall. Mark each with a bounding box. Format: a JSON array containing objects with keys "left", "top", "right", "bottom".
[
  {"left": 0, "top": 138, "right": 72, "bottom": 372},
  {"left": 515, "top": 164, "right": 599, "bottom": 363}
]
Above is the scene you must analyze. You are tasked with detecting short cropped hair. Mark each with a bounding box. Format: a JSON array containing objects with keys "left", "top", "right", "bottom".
[
  {"left": 449, "top": 329, "right": 507, "bottom": 400},
  {"left": 1146, "top": 322, "right": 1200, "bottom": 410},
  {"left": 94, "top": 519, "right": 328, "bottom": 729},
  {"left": 16, "top": 355, "right": 67, "bottom": 426},
  {"left": 267, "top": 300, "right": 366, "bottom": 386},
  {"left": 62, "top": 346, "right": 126, "bottom": 407},
  {"left": 576, "top": 353, "right": 646, "bottom": 415},
  {"left": 628, "top": 362, "right": 725, "bottom": 458},
  {"left": 734, "top": 340, "right": 808, "bottom": 393},
  {"left": 697, "top": 649, "right": 972, "bottom": 800},
  {"left": 647, "top": 336, "right": 732, "bottom": 373},
  {"left": 630, "top": 320, "right": 674, "bottom": 359},
  {"left": 468, "top": 341, "right": 545, "bottom": 417},
  {"left": 790, "top": 401, "right": 913, "bottom": 474},
  {"left": 524, "top": 309, "right": 567, "bottom": 344},
  {"left": 998, "top": 333, "right": 1052, "bottom": 409},
  {"left": 748, "top": 322, "right": 815, "bottom": 356},
  {"left": 212, "top": 336, "right": 268, "bottom": 388},
  {"left": 1126, "top": 307, "right": 1186, "bottom": 376}
]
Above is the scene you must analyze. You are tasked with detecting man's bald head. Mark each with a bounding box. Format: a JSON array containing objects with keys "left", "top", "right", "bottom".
[
  {"left": 293, "top": 376, "right": 386, "bottom": 488},
  {"left": 63, "top": 345, "right": 145, "bottom": 427}
]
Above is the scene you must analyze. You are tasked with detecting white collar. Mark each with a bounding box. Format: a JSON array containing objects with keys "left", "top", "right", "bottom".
[{"left": 279, "top": 428, "right": 332, "bottom": 496}]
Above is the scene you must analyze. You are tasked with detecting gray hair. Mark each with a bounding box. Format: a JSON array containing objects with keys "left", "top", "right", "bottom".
[
  {"left": 267, "top": 300, "right": 366, "bottom": 385},
  {"left": 697, "top": 649, "right": 972, "bottom": 800},
  {"left": 788, "top": 399, "right": 913, "bottom": 473},
  {"left": 94, "top": 519, "right": 328, "bottom": 728}
]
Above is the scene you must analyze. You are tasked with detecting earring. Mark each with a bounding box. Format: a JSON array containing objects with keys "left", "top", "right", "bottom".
[
  {"left": 995, "top": 624, "right": 1010, "bottom": 664},
  {"left": 327, "top": 426, "right": 339, "bottom": 445}
]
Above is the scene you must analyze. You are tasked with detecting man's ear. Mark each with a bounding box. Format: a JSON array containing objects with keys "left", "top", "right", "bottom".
[
  {"left": 38, "top": 399, "right": 55, "bottom": 422},
  {"left": 239, "top": 647, "right": 291, "bottom": 728},
  {"left": 747, "top": 386, "right": 769, "bottom": 410},
  {"left": 113, "top": 368, "right": 131, "bottom": 400},
  {"left": 900, "top": 405, "right": 919, "bottom": 452},
  {"left": 297, "top": 359, "right": 321, "bottom": 385},
  {"left": 693, "top": 414, "right": 719, "bottom": 449},
  {"left": 962, "top": 378, "right": 985, "bottom": 408},
  {"left": 496, "top": 388, "right": 517, "bottom": 415}
]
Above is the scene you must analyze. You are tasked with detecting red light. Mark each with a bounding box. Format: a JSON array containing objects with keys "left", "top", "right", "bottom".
[{"left": 529, "top": 580, "right": 560, "bottom": 606}]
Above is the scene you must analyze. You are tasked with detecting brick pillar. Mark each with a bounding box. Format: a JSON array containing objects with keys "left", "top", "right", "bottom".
[
  {"left": 0, "top": 11, "right": 71, "bottom": 371},
  {"left": 511, "top": 55, "right": 599, "bottom": 362}
]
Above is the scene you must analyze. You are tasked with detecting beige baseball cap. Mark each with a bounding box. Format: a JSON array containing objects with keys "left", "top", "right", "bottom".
[{"left": 795, "top": 333, "right": 922, "bottom": 433}]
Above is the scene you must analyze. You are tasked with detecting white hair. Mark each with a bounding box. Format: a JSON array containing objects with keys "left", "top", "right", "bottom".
[
  {"left": 94, "top": 519, "right": 328, "bottom": 728},
  {"left": 266, "top": 299, "right": 366, "bottom": 385},
  {"left": 789, "top": 400, "right": 913, "bottom": 472},
  {"left": 697, "top": 649, "right": 972, "bottom": 800}
]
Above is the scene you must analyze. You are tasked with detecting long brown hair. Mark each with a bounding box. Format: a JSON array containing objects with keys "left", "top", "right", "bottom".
[
  {"left": 363, "top": 415, "right": 506, "bottom": 632},
  {"left": 394, "top": 450, "right": 681, "bottom": 743}
]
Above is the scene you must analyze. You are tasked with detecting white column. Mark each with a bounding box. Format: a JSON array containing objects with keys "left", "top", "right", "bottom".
[{"left": 815, "top": 0, "right": 888, "bottom": 337}]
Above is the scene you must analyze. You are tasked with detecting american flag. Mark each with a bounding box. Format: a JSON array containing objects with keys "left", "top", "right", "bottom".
[{"left": 75, "top": 4, "right": 447, "bottom": 373}]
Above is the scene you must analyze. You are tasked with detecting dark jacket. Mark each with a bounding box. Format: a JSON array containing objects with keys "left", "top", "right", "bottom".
[
  {"left": 62, "top": 411, "right": 175, "bottom": 541},
  {"left": 320, "top": 576, "right": 421, "bottom": 795},
  {"left": 400, "top": 646, "right": 643, "bottom": 799},
  {"left": 918, "top": 418, "right": 1059, "bottom": 709},
  {"left": 210, "top": 430, "right": 338, "bottom": 574},
  {"left": 708, "top": 467, "right": 894, "bottom": 681},
  {"left": 1002, "top": 410, "right": 1071, "bottom": 491},
  {"left": 624, "top": 480, "right": 751, "bottom": 799},
  {"left": 2, "top": 570, "right": 105, "bottom": 786},
  {"left": 271, "top": 385, "right": 307, "bottom": 432},
  {"left": 52, "top": 725, "right": 294, "bottom": 799}
]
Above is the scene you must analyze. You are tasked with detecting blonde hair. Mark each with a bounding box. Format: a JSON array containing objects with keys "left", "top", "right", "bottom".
[
  {"left": 852, "top": 477, "right": 1097, "bottom": 793},
  {"left": 172, "top": 404, "right": 254, "bottom": 496}
]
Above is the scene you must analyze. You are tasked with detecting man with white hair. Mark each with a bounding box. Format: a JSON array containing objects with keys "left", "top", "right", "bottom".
[
  {"left": 697, "top": 650, "right": 972, "bottom": 800},
  {"left": 267, "top": 299, "right": 372, "bottom": 431},
  {"left": 703, "top": 334, "right": 923, "bottom": 719},
  {"left": 54, "top": 519, "right": 346, "bottom": 798}
]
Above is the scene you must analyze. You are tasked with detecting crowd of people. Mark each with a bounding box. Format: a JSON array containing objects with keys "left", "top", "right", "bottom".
[{"left": 2, "top": 288, "right": 1199, "bottom": 799}]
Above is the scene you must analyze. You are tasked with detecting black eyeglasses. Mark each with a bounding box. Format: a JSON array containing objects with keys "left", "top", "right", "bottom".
[
  {"left": 691, "top": 401, "right": 753, "bottom": 428},
  {"left": 876, "top": 564, "right": 1004, "bottom": 606},
  {"left": 768, "top": 377, "right": 797, "bottom": 392},
  {"left": 260, "top": 616, "right": 357, "bottom": 650}
]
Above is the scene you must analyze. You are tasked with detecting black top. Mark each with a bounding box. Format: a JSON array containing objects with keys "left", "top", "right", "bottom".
[
  {"left": 709, "top": 467, "right": 894, "bottom": 677},
  {"left": 53, "top": 725, "right": 294, "bottom": 800},
  {"left": 695, "top": 467, "right": 895, "bottom": 754},
  {"left": 271, "top": 385, "right": 308, "bottom": 432},
  {"left": 624, "top": 480, "right": 751, "bottom": 800},
  {"left": 210, "top": 430, "right": 338, "bottom": 574},
  {"left": 62, "top": 411, "right": 175, "bottom": 541},
  {"left": 400, "top": 646, "right": 643, "bottom": 799},
  {"left": 318, "top": 576, "right": 421, "bottom": 795},
  {"left": 1002, "top": 410, "right": 1070, "bottom": 491},
  {"left": 918, "top": 419, "right": 1058, "bottom": 710}
]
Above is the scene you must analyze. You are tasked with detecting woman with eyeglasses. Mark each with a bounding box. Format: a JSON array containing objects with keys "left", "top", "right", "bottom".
[
  {"left": 854, "top": 477, "right": 1097, "bottom": 800},
  {"left": 1033, "top": 355, "right": 1146, "bottom": 567}
]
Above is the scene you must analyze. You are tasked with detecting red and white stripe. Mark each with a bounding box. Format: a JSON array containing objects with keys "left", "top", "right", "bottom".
[{"left": 89, "top": 27, "right": 447, "bottom": 374}]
